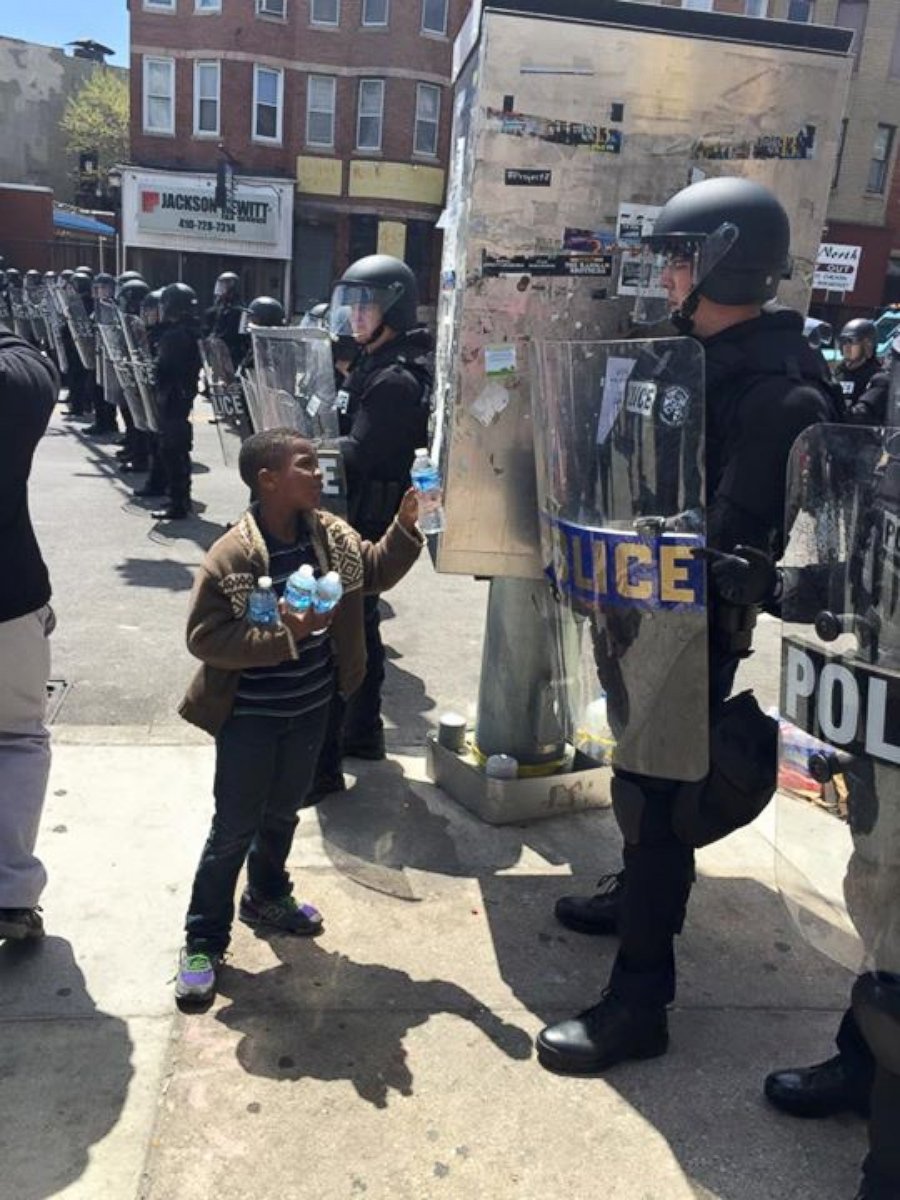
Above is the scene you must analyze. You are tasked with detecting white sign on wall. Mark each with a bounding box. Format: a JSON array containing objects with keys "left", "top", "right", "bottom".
[{"left": 814, "top": 242, "right": 862, "bottom": 293}]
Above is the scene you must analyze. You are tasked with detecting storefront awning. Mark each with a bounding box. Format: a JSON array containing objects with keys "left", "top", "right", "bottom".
[{"left": 53, "top": 207, "right": 116, "bottom": 237}]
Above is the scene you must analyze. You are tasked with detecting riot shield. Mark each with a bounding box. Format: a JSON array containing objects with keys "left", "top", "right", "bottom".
[
  {"left": 8, "top": 286, "right": 33, "bottom": 343},
  {"left": 199, "top": 336, "right": 253, "bottom": 465},
  {"left": 0, "top": 288, "right": 11, "bottom": 330},
  {"left": 43, "top": 285, "right": 69, "bottom": 374},
  {"left": 531, "top": 337, "right": 708, "bottom": 781},
  {"left": 58, "top": 283, "right": 96, "bottom": 371},
  {"left": 776, "top": 423, "right": 900, "bottom": 976},
  {"left": 95, "top": 301, "right": 123, "bottom": 404},
  {"left": 121, "top": 315, "right": 160, "bottom": 433},
  {"left": 249, "top": 327, "right": 339, "bottom": 441},
  {"left": 24, "top": 285, "right": 50, "bottom": 348},
  {"left": 96, "top": 300, "right": 148, "bottom": 429}
]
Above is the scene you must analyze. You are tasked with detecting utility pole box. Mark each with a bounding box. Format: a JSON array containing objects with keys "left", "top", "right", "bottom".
[{"left": 434, "top": 0, "right": 853, "bottom": 581}]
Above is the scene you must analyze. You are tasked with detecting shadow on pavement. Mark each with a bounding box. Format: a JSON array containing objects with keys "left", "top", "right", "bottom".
[
  {"left": 115, "top": 556, "right": 197, "bottom": 591},
  {"left": 215, "top": 938, "right": 532, "bottom": 1109},
  {"left": 0, "top": 936, "right": 134, "bottom": 1200}
]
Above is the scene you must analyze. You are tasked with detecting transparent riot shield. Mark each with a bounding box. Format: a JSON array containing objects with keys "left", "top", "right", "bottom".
[
  {"left": 96, "top": 301, "right": 148, "bottom": 429},
  {"left": 43, "top": 285, "right": 69, "bottom": 374},
  {"left": 24, "top": 285, "right": 50, "bottom": 348},
  {"left": 95, "top": 301, "right": 122, "bottom": 405},
  {"left": 776, "top": 423, "right": 900, "bottom": 976},
  {"left": 8, "top": 286, "right": 33, "bottom": 343},
  {"left": 58, "top": 284, "right": 96, "bottom": 371},
  {"left": 531, "top": 338, "right": 708, "bottom": 781},
  {"left": 121, "top": 315, "right": 160, "bottom": 433},
  {"left": 249, "top": 327, "right": 339, "bottom": 441},
  {"left": 199, "top": 336, "right": 253, "bottom": 465}
]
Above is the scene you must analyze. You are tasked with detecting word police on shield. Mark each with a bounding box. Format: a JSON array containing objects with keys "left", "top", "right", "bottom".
[{"left": 545, "top": 516, "right": 706, "bottom": 611}]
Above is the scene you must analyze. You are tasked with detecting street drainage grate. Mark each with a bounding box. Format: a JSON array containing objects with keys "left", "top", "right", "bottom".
[{"left": 46, "top": 680, "right": 70, "bottom": 724}]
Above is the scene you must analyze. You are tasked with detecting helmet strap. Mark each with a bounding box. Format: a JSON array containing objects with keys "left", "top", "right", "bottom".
[{"left": 671, "top": 289, "right": 701, "bottom": 335}]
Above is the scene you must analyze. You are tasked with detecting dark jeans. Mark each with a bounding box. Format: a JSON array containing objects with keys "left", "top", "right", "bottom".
[
  {"left": 185, "top": 704, "right": 330, "bottom": 953},
  {"left": 316, "top": 593, "right": 386, "bottom": 776}
]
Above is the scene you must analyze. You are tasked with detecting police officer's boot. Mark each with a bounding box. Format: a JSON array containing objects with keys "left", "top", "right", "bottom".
[
  {"left": 554, "top": 871, "right": 623, "bottom": 936},
  {"left": 764, "top": 1054, "right": 871, "bottom": 1119},
  {"left": 535, "top": 989, "right": 668, "bottom": 1075}
]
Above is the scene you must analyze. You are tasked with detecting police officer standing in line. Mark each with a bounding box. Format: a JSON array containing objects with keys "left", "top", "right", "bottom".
[
  {"left": 311, "top": 255, "right": 432, "bottom": 793},
  {"left": 87, "top": 272, "right": 119, "bottom": 437},
  {"left": 149, "top": 282, "right": 202, "bottom": 522},
  {"left": 835, "top": 319, "right": 890, "bottom": 426},
  {"left": 116, "top": 278, "right": 152, "bottom": 473},
  {"left": 539, "top": 178, "right": 840, "bottom": 1074},
  {"left": 204, "top": 271, "right": 248, "bottom": 368},
  {"left": 64, "top": 271, "right": 97, "bottom": 420}
]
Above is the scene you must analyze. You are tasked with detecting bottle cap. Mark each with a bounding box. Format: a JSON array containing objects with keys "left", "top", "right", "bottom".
[
  {"left": 298, "top": 564, "right": 315, "bottom": 578},
  {"left": 258, "top": 575, "right": 273, "bottom": 588},
  {"left": 414, "top": 447, "right": 429, "bottom": 457}
]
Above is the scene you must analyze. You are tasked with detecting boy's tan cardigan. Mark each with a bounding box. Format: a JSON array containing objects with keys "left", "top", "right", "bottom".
[{"left": 178, "top": 506, "right": 424, "bottom": 736}]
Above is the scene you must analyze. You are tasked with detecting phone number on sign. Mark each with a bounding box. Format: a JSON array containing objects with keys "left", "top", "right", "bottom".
[{"left": 178, "top": 218, "right": 237, "bottom": 234}]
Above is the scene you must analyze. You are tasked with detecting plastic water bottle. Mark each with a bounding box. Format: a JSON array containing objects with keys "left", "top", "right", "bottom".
[
  {"left": 485, "top": 754, "right": 519, "bottom": 780},
  {"left": 313, "top": 571, "right": 343, "bottom": 614},
  {"left": 284, "top": 563, "right": 316, "bottom": 612},
  {"left": 411, "top": 448, "right": 445, "bottom": 535},
  {"left": 248, "top": 576, "right": 280, "bottom": 629}
]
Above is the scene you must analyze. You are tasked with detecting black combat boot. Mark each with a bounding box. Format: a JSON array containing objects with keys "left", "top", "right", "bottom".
[
  {"left": 554, "top": 871, "right": 623, "bottom": 935},
  {"left": 535, "top": 990, "right": 668, "bottom": 1075},
  {"left": 765, "top": 1055, "right": 871, "bottom": 1119}
]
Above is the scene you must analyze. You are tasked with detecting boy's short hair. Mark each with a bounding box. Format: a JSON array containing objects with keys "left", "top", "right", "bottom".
[{"left": 238, "top": 428, "right": 311, "bottom": 490}]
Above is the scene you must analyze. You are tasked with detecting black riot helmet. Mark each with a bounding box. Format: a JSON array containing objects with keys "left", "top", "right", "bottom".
[
  {"left": 43, "top": 270, "right": 58, "bottom": 285},
  {"left": 71, "top": 272, "right": 93, "bottom": 298},
  {"left": 639, "top": 176, "right": 791, "bottom": 331},
  {"left": 24, "top": 269, "right": 43, "bottom": 291},
  {"left": 6, "top": 267, "right": 22, "bottom": 287},
  {"left": 118, "top": 278, "right": 151, "bottom": 316},
  {"left": 141, "top": 287, "right": 164, "bottom": 327},
  {"left": 160, "top": 281, "right": 199, "bottom": 323},
  {"left": 117, "top": 270, "right": 145, "bottom": 289},
  {"left": 214, "top": 271, "right": 241, "bottom": 303},
  {"left": 59, "top": 269, "right": 74, "bottom": 284},
  {"left": 330, "top": 254, "right": 419, "bottom": 342},
  {"left": 839, "top": 318, "right": 877, "bottom": 353},
  {"left": 239, "top": 295, "right": 285, "bottom": 333},
  {"left": 92, "top": 272, "right": 116, "bottom": 301},
  {"left": 75, "top": 265, "right": 94, "bottom": 279},
  {"left": 300, "top": 301, "right": 330, "bottom": 330}
]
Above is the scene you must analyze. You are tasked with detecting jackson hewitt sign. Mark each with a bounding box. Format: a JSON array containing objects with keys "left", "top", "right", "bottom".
[{"left": 136, "top": 184, "right": 280, "bottom": 244}]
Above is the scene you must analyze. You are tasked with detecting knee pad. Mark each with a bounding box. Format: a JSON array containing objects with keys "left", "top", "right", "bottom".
[
  {"left": 671, "top": 690, "right": 777, "bottom": 848},
  {"left": 853, "top": 973, "right": 900, "bottom": 1077}
]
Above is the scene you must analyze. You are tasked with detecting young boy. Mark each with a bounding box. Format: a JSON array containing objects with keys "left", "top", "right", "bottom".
[{"left": 175, "top": 428, "right": 423, "bottom": 1005}]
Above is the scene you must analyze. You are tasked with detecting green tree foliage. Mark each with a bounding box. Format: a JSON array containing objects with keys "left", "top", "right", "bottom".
[{"left": 61, "top": 69, "right": 130, "bottom": 179}]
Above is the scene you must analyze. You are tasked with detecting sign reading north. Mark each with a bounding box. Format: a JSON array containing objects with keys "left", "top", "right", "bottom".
[{"left": 137, "top": 185, "right": 280, "bottom": 245}]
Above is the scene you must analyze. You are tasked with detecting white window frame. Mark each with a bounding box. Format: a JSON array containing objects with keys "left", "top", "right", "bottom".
[
  {"left": 143, "top": 56, "right": 175, "bottom": 136},
  {"left": 143, "top": 0, "right": 176, "bottom": 10},
  {"left": 253, "top": 65, "right": 284, "bottom": 145},
  {"left": 867, "top": 123, "right": 895, "bottom": 194},
  {"left": 413, "top": 82, "right": 440, "bottom": 157},
  {"left": 743, "top": 0, "right": 768, "bottom": 14},
  {"left": 421, "top": 0, "right": 448, "bottom": 35},
  {"left": 193, "top": 60, "right": 221, "bottom": 137},
  {"left": 306, "top": 75, "right": 336, "bottom": 148},
  {"left": 362, "top": 0, "right": 389, "bottom": 26},
  {"left": 356, "top": 78, "right": 384, "bottom": 152},
  {"left": 310, "top": 0, "right": 340, "bottom": 25},
  {"left": 256, "top": 0, "right": 287, "bottom": 18},
  {"left": 195, "top": 0, "right": 222, "bottom": 11}
]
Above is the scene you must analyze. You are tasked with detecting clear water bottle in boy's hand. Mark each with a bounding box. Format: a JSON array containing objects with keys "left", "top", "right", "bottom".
[
  {"left": 313, "top": 571, "right": 343, "bottom": 614},
  {"left": 284, "top": 563, "right": 317, "bottom": 612},
  {"left": 248, "top": 576, "right": 280, "bottom": 629},
  {"left": 411, "top": 447, "right": 445, "bottom": 535}
]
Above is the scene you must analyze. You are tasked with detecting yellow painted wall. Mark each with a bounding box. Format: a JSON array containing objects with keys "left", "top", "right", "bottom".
[
  {"left": 296, "top": 156, "right": 343, "bottom": 197},
  {"left": 349, "top": 160, "right": 445, "bottom": 206},
  {"left": 378, "top": 220, "right": 407, "bottom": 258}
]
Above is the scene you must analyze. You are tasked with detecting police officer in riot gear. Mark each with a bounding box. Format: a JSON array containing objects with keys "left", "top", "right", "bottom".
[
  {"left": 116, "top": 279, "right": 152, "bottom": 472},
  {"left": 540, "top": 177, "right": 839, "bottom": 1075},
  {"left": 312, "top": 254, "right": 431, "bottom": 788},
  {"left": 204, "top": 270, "right": 247, "bottom": 367},
  {"left": 239, "top": 295, "right": 285, "bottom": 334},
  {"left": 147, "top": 282, "right": 201, "bottom": 521},
  {"left": 300, "top": 301, "right": 330, "bottom": 330},
  {"left": 87, "top": 272, "right": 119, "bottom": 436},
  {"left": 834, "top": 319, "right": 890, "bottom": 426}
]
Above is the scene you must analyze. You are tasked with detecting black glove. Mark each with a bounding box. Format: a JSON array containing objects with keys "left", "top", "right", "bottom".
[{"left": 692, "top": 545, "right": 779, "bottom": 606}]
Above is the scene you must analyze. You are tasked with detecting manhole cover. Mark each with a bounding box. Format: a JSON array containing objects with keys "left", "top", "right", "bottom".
[{"left": 46, "top": 680, "right": 70, "bottom": 724}]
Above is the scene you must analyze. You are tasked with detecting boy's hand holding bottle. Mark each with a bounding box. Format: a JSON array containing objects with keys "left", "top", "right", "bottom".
[
  {"left": 397, "top": 487, "right": 420, "bottom": 533},
  {"left": 279, "top": 602, "right": 333, "bottom": 641}
]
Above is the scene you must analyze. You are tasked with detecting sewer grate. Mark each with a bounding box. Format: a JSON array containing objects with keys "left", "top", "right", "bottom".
[{"left": 46, "top": 679, "right": 71, "bottom": 725}]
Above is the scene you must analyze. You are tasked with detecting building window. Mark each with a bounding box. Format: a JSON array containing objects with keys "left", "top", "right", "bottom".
[
  {"left": 744, "top": 0, "right": 767, "bottom": 15},
  {"left": 144, "top": 0, "right": 176, "bottom": 9},
  {"left": 406, "top": 219, "right": 433, "bottom": 302},
  {"left": 311, "top": 0, "right": 339, "bottom": 24},
  {"left": 836, "top": 0, "right": 868, "bottom": 68},
  {"left": 349, "top": 214, "right": 379, "bottom": 263},
  {"left": 362, "top": 0, "right": 388, "bottom": 26},
  {"left": 256, "top": 0, "right": 287, "bottom": 17},
  {"left": 143, "top": 56, "right": 175, "bottom": 134},
  {"left": 422, "top": 0, "right": 448, "bottom": 35},
  {"left": 193, "top": 61, "right": 220, "bottom": 136},
  {"left": 867, "top": 123, "right": 895, "bottom": 194},
  {"left": 681, "top": 0, "right": 713, "bottom": 10},
  {"left": 833, "top": 118, "right": 848, "bottom": 189},
  {"left": 414, "top": 83, "right": 440, "bottom": 157},
  {"left": 253, "top": 65, "right": 284, "bottom": 143},
  {"left": 195, "top": 0, "right": 221, "bottom": 10},
  {"left": 357, "top": 79, "right": 384, "bottom": 151},
  {"left": 787, "top": 0, "right": 814, "bottom": 20},
  {"left": 307, "top": 75, "right": 336, "bottom": 147}
]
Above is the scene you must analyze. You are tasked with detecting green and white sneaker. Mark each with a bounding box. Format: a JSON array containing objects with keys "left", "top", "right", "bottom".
[{"left": 175, "top": 947, "right": 221, "bottom": 1006}]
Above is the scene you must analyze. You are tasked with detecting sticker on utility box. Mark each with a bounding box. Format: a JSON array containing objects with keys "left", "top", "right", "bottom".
[
  {"left": 485, "top": 345, "right": 517, "bottom": 377},
  {"left": 505, "top": 168, "right": 552, "bottom": 187}
]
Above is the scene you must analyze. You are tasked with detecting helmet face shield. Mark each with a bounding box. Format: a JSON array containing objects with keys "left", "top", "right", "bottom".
[
  {"left": 238, "top": 309, "right": 251, "bottom": 335},
  {"left": 631, "top": 222, "right": 739, "bottom": 326},
  {"left": 329, "top": 281, "right": 400, "bottom": 341}
]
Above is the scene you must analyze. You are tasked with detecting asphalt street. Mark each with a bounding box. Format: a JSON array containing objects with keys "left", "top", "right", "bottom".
[{"left": 0, "top": 400, "right": 864, "bottom": 1200}]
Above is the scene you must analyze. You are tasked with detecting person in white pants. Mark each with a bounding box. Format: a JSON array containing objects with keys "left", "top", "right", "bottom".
[{"left": 0, "top": 328, "right": 57, "bottom": 941}]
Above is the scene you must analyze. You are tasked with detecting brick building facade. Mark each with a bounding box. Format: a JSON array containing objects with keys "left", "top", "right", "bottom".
[{"left": 125, "top": 0, "right": 467, "bottom": 315}]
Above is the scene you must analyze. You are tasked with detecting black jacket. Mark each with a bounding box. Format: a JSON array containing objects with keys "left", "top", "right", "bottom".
[
  {"left": 703, "top": 309, "right": 839, "bottom": 557},
  {"left": 203, "top": 303, "right": 248, "bottom": 368},
  {"left": 337, "top": 328, "right": 432, "bottom": 540},
  {"left": 843, "top": 367, "right": 889, "bottom": 426},
  {"left": 835, "top": 354, "right": 882, "bottom": 412},
  {"left": 0, "top": 332, "right": 58, "bottom": 622},
  {"left": 156, "top": 320, "right": 202, "bottom": 421}
]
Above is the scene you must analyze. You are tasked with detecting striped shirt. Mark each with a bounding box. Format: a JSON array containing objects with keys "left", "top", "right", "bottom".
[{"left": 233, "top": 516, "right": 334, "bottom": 719}]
